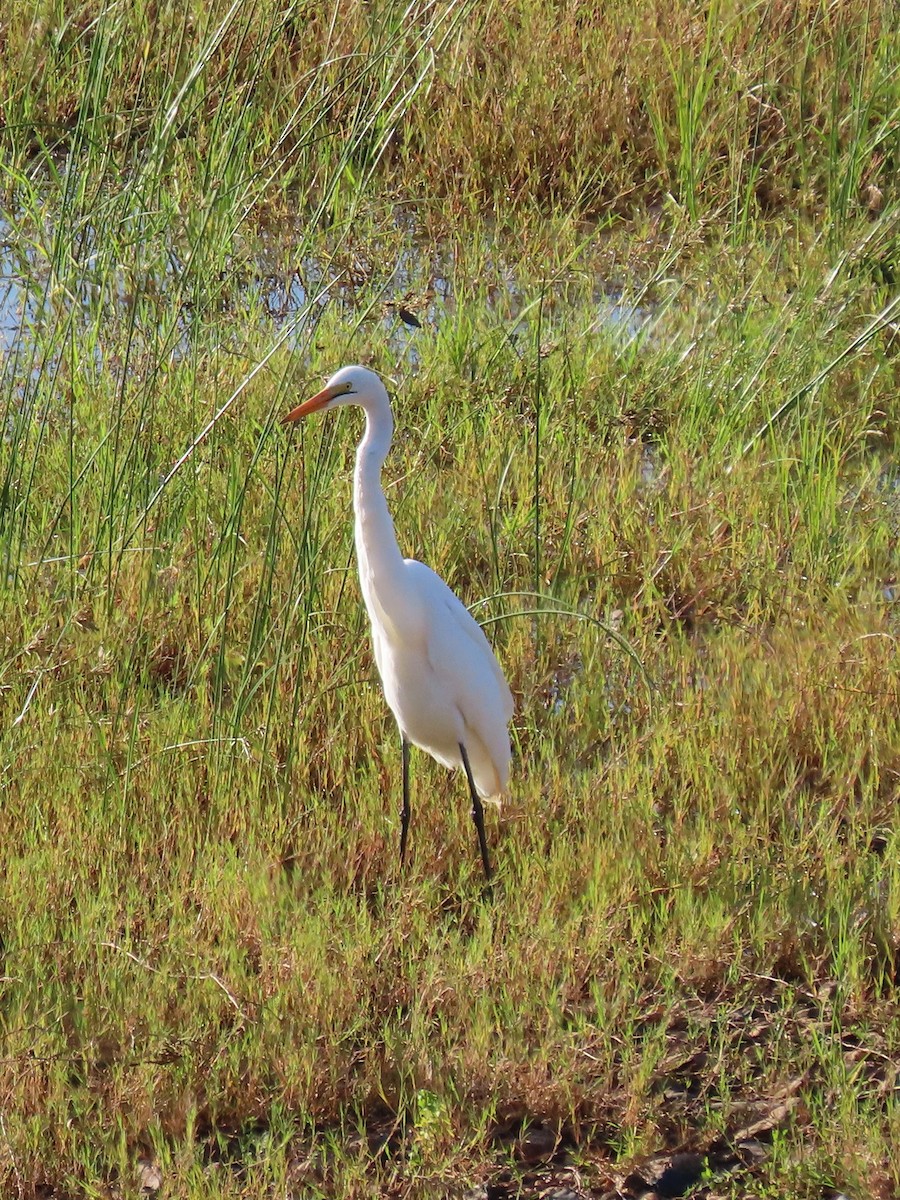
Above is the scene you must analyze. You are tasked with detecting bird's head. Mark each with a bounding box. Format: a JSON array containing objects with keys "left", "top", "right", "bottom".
[{"left": 281, "top": 365, "right": 387, "bottom": 424}]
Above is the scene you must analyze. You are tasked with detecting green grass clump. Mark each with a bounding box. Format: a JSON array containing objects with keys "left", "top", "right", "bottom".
[{"left": 1, "top": 1, "right": 900, "bottom": 1197}]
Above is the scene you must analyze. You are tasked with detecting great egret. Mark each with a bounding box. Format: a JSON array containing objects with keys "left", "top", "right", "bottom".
[{"left": 283, "top": 365, "right": 513, "bottom": 880}]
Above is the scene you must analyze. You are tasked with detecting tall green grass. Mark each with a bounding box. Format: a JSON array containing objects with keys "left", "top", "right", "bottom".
[{"left": 1, "top": 0, "right": 900, "bottom": 1196}]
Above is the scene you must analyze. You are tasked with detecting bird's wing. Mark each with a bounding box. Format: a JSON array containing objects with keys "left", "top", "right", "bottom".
[{"left": 404, "top": 559, "right": 514, "bottom": 720}]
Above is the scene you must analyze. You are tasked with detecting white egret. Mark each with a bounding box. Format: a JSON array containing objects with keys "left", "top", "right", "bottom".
[{"left": 283, "top": 366, "right": 513, "bottom": 879}]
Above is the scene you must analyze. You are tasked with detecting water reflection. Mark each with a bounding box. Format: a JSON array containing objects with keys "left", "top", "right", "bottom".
[{"left": 0, "top": 202, "right": 654, "bottom": 374}]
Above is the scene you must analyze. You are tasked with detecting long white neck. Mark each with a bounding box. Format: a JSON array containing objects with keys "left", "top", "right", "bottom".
[{"left": 352, "top": 396, "right": 413, "bottom": 635}]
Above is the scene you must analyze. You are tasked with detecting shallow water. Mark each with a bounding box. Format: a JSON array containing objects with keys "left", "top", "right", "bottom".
[{"left": 0, "top": 201, "right": 654, "bottom": 378}]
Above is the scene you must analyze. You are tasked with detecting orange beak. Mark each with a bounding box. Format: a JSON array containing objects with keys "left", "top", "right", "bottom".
[{"left": 281, "top": 383, "right": 338, "bottom": 425}]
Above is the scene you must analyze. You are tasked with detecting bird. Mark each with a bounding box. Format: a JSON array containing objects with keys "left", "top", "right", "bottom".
[{"left": 282, "top": 365, "right": 513, "bottom": 880}]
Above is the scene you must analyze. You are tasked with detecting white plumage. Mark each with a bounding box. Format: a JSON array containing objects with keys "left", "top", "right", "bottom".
[{"left": 283, "top": 365, "right": 513, "bottom": 878}]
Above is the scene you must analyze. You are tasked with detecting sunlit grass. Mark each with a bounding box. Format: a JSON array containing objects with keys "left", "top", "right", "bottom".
[{"left": 1, "top": 0, "right": 899, "bottom": 1196}]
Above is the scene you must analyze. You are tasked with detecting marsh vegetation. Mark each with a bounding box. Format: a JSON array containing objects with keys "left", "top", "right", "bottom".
[{"left": 1, "top": 1, "right": 899, "bottom": 1195}]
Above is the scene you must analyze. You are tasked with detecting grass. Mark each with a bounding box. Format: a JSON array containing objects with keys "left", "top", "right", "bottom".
[{"left": 1, "top": 0, "right": 900, "bottom": 1196}]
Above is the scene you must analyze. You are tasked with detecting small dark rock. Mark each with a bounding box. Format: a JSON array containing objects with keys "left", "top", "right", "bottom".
[
  {"left": 516, "top": 1120, "right": 559, "bottom": 1164},
  {"left": 735, "top": 1137, "right": 768, "bottom": 1165},
  {"left": 624, "top": 1151, "right": 706, "bottom": 1198}
]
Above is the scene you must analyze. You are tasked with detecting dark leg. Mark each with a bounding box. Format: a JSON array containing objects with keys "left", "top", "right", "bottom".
[
  {"left": 459, "top": 742, "right": 493, "bottom": 882},
  {"left": 399, "top": 735, "right": 411, "bottom": 866}
]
